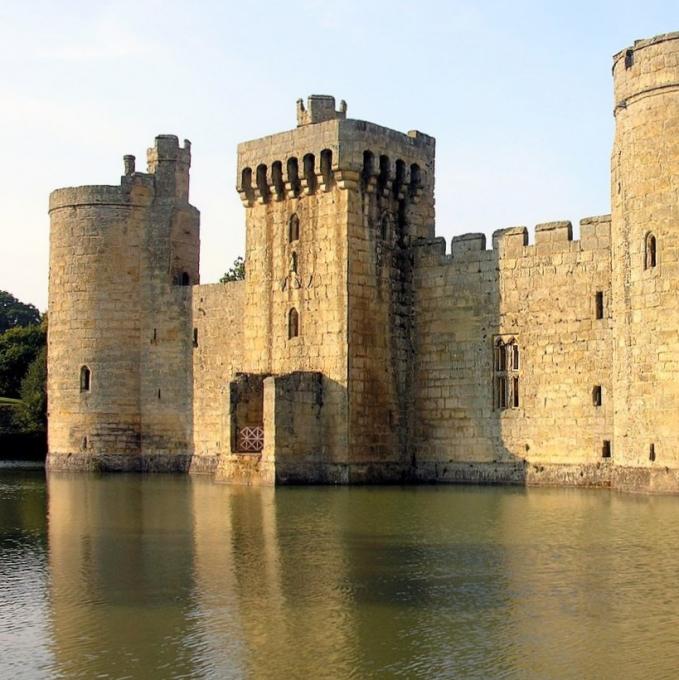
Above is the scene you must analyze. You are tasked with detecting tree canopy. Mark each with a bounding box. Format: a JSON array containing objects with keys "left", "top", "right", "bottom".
[
  {"left": 0, "top": 321, "right": 46, "bottom": 399},
  {"left": 0, "top": 290, "right": 41, "bottom": 332},
  {"left": 220, "top": 256, "right": 245, "bottom": 283}
]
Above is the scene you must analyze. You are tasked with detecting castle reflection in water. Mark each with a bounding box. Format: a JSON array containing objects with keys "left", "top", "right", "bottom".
[{"left": 18, "top": 474, "right": 674, "bottom": 679}]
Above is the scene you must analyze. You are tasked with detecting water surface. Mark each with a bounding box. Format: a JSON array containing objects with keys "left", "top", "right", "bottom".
[{"left": 1, "top": 471, "right": 678, "bottom": 679}]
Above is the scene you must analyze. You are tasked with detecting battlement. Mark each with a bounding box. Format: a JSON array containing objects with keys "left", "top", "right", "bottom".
[
  {"left": 237, "top": 98, "right": 435, "bottom": 206},
  {"left": 612, "top": 31, "right": 679, "bottom": 113},
  {"left": 147, "top": 135, "right": 192, "bottom": 168},
  {"left": 49, "top": 135, "right": 194, "bottom": 211},
  {"left": 296, "top": 95, "right": 347, "bottom": 126},
  {"left": 413, "top": 214, "right": 612, "bottom": 264}
]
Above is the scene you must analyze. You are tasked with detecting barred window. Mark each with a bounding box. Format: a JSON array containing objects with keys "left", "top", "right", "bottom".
[{"left": 494, "top": 337, "right": 520, "bottom": 410}]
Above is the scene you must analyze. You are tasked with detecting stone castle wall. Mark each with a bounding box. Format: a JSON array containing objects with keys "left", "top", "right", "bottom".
[
  {"left": 191, "top": 281, "right": 245, "bottom": 472},
  {"left": 412, "top": 216, "right": 614, "bottom": 482},
  {"left": 47, "top": 33, "right": 679, "bottom": 492}
]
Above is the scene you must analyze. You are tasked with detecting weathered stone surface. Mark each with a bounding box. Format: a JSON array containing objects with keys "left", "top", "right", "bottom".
[{"left": 47, "top": 33, "right": 679, "bottom": 494}]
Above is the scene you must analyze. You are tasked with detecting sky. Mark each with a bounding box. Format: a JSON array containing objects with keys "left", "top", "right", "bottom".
[{"left": 1, "top": 0, "right": 677, "bottom": 310}]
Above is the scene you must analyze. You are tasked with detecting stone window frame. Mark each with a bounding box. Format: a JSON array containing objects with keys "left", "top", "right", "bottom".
[{"left": 493, "top": 336, "right": 520, "bottom": 410}]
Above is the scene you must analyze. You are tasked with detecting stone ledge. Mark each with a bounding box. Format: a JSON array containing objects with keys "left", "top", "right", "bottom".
[
  {"left": 188, "top": 455, "right": 220, "bottom": 475},
  {"left": 46, "top": 452, "right": 191, "bottom": 473}
]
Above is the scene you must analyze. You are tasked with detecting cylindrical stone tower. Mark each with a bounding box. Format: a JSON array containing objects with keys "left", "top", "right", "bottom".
[
  {"left": 47, "top": 136, "right": 199, "bottom": 471},
  {"left": 611, "top": 32, "right": 679, "bottom": 489}
]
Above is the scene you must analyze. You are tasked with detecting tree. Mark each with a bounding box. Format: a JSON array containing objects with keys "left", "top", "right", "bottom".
[
  {"left": 0, "top": 321, "right": 46, "bottom": 398},
  {"left": 0, "top": 290, "right": 41, "bottom": 333},
  {"left": 220, "top": 256, "right": 245, "bottom": 283},
  {"left": 15, "top": 346, "right": 47, "bottom": 432}
]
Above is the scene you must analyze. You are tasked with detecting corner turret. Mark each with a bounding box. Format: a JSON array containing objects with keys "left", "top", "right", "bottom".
[
  {"left": 147, "top": 135, "right": 192, "bottom": 201},
  {"left": 296, "top": 95, "right": 347, "bottom": 126}
]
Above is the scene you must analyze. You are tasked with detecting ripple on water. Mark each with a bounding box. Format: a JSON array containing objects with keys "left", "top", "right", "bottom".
[{"left": 1, "top": 476, "right": 679, "bottom": 679}]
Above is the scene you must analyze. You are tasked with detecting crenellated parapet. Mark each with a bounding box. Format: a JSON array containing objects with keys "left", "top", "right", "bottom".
[
  {"left": 412, "top": 214, "right": 612, "bottom": 267},
  {"left": 236, "top": 98, "right": 434, "bottom": 207},
  {"left": 49, "top": 135, "right": 194, "bottom": 213},
  {"left": 296, "top": 94, "right": 347, "bottom": 127}
]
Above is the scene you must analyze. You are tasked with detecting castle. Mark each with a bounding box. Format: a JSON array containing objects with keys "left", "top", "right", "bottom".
[{"left": 47, "top": 32, "right": 679, "bottom": 492}]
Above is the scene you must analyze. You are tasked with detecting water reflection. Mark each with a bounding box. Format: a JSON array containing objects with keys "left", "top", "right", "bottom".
[{"left": 1, "top": 473, "right": 679, "bottom": 679}]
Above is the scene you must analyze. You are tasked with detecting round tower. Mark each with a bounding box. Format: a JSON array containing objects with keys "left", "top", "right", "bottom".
[
  {"left": 48, "top": 136, "right": 199, "bottom": 471},
  {"left": 48, "top": 177, "right": 153, "bottom": 468},
  {"left": 611, "top": 32, "right": 679, "bottom": 486}
]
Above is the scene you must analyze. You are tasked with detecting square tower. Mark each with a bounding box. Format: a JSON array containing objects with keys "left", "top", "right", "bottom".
[{"left": 233, "top": 96, "right": 435, "bottom": 481}]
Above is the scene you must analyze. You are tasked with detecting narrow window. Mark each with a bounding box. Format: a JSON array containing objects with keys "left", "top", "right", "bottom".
[
  {"left": 290, "top": 251, "right": 298, "bottom": 273},
  {"left": 394, "top": 159, "right": 406, "bottom": 197},
  {"left": 80, "top": 366, "right": 91, "bottom": 392},
  {"left": 602, "top": 440, "right": 611, "bottom": 459},
  {"left": 495, "top": 342, "right": 506, "bottom": 371},
  {"left": 288, "top": 308, "right": 299, "bottom": 339},
  {"left": 649, "top": 443, "right": 656, "bottom": 462},
  {"left": 645, "top": 233, "right": 657, "bottom": 270},
  {"left": 380, "top": 213, "right": 390, "bottom": 241},
  {"left": 624, "top": 48, "right": 634, "bottom": 69},
  {"left": 289, "top": 213, "right": 300, "bottom": 242},
  {"left": 152, "top": 328, "right": 157, "bottom": 343},
  {"left": 497, "top": 376, "right": 507, "bottom": 409},
  {"left": 595, "top": 291, "right": 604, "bottom": 320},
  {"left": 409, "top": 163, "right": 421, "bottom": 197},
  {"left": 494, "top": 337, "right": 520, "bottom": 410},
  {"left": 157, "top": 389, "right": 161, "bottom": 400},
  {"left": 193, "top": 328, "right": 198, "bottom": 348},
  {"left": 512, "top": 345, "right": 520, "bottom": 371},
  {"left": 181, "top": 272, "right": 190, "bottom": 286},
  {"left": 593, "top": 385, "right": 602, "bottom": 407}
]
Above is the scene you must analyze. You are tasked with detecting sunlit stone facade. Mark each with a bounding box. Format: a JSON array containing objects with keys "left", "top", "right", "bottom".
[{"left": 47, "top": 33, "right": 679, "bottom": 492}]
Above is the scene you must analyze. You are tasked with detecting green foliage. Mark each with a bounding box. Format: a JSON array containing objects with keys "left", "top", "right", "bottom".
[
  {"left": 220, "top": 256, "right": 245, "bottom": 283},
  {"left": 0, "top": 404, "right": 16, "bottom": 433},
  {"left": 0, "top": 290, "right": 41, "bottom": 333},
  {"left": 15, "top": 346, "right": 47, "bottom": 432},
  {"left": 0, "top": 322, "right": 46, "bottom": 399}
]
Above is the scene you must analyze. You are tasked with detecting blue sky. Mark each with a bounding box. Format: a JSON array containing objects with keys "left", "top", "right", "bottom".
[{"left": 1, "top": 0, "right": 677, "bottom": 309}]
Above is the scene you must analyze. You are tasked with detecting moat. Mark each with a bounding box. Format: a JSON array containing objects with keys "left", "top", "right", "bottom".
[{"left": 1, "top": 471, "right": 678, "bottom": 679}]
